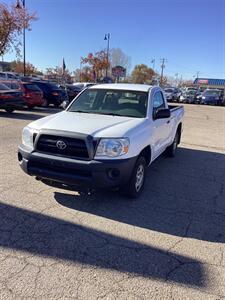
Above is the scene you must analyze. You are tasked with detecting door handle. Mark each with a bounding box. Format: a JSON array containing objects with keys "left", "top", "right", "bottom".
[{"left": 167, "top": 120, "right": 170, "bottom": 124}]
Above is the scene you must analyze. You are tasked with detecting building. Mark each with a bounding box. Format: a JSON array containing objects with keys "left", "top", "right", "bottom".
[{"left": 193, "top": 78, "right": 225, "bottom": 91}]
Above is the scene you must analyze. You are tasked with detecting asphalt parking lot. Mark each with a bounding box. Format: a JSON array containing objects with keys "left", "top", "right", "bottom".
[{"left": 0, "top": 104, "right": 225, "bottom": 299}]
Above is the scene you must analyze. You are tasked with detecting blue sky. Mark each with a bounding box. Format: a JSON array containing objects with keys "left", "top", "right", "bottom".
[{"left": 3, "top": 0, "right": 225, "bottom": 79}]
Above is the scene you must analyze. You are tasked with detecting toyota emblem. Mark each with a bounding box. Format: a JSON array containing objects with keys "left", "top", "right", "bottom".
[{"left": 56, "top": 140, "right": 67, "bottom": 150}]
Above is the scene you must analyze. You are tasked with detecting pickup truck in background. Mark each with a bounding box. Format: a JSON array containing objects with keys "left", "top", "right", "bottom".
[{"left": 18, "top": 84, "right": 184, "bottom": 198}]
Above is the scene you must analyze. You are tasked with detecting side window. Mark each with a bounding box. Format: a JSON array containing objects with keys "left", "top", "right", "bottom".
[
  {"left": 153, "top": 91, "right": 166, "bottom": 118},
  {"left": 153, "top": 92, "right": 165, "bottom": 109}
]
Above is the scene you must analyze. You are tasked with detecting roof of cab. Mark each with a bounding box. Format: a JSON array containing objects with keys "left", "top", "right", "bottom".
[{"left": 89, "top": 83, "right": 154, "bottom": 92}]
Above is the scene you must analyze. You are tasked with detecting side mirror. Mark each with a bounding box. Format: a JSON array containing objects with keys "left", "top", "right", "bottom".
[
  {"left": 154, "top": 108, "right": 171, "bottom": 120},
  {"left": 62, "top": 100, "right": 69, "bottom": 110}
]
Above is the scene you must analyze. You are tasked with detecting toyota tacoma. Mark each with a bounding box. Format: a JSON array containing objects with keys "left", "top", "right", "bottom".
[{"left": 18, "top": 84, "right": 184, "bottom": 198}]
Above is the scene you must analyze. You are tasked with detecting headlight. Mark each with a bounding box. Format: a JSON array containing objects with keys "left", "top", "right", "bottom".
[
  {"left": 202, "top": 96, "right": 205, "bottom": 99},
  {"left": 22, "top": 127, "right": 38, "bottom": 150},
  {"left": 95, "top": 138, "right": 129, "bottom": 158}
]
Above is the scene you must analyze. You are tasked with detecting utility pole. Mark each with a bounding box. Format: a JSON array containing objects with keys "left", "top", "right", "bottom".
[
  {"left": 196, "top": 71, "right": 200, "bottom": 79},
  {"left": 160, "top": 58, "right": 167, "bottom": 86},
  {"left": 151, "top": 58, "right": 155, "bottom": 72},
  {"left": 179, "top": 74, "right": 183, "bottom": 87},
  {"left": 79, "top": 58, "right": 82, "bottom": 81},
  {"left": 16, "top": 0, "right": 26, "bottom": 77},
  {"left": 175, "top": 73, "right": 179, "bottom": 87}
]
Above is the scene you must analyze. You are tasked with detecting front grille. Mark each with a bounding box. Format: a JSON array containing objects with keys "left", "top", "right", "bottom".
[{"left": 36, "top": 134, "right": 89, "bottom": 159}]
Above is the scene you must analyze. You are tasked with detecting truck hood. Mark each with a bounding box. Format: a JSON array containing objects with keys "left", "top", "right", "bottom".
[{"left": 28, "top": 111, "right": 146, "bottom": 138}]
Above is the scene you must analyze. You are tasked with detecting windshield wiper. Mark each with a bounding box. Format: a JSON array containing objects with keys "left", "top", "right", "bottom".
[
  {"left": 99, "top": 112, "right": 119, "bottom": 116},
  {"left": 69, "top": 110, "right": 93, "bottom": 113}
]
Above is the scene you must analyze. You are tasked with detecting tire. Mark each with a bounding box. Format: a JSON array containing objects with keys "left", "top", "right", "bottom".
[
  {"left": 27, "top": 105, "right": 35, "bottom": 110},
  {"left": 54, "top": 102, "right": 60, "bottom": 108},
  {"left": 166, "top": 131, "right": 179, "bottom": 157},
  {"left": 122, "top": 156, "right": 146, "bottom": 199},
  {"left": 41, "top": 98, "right": 49, "bottom": 107},
  {"left": 5, "top": 108, "right": 14, "bottom": 113}
]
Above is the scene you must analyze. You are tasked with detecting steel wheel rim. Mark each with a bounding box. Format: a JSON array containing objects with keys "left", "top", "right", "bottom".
[{"left": 135, "top": 164, "right": 144, "bottom": 192}]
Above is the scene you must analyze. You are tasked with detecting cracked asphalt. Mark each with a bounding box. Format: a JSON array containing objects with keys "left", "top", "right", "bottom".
[{"left": 0, "top": 104, "right": 225, "bottom": 299}]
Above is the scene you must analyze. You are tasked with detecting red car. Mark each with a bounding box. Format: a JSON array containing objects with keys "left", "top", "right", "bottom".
[
  {"left": 1, "top": 80, "right": 44, "bottom": 109},
  {"left": 20, "top": 82, "right": 44, "bottom": 108}
]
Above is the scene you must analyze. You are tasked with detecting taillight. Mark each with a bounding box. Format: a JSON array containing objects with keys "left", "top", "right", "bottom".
[
  {"left": 25, "top": 93, "right": 31, "bottom": 98},
  {"left": 52, "top": 91, "right": 59, "bottom": 96},
  {"left": 0, "top": 94, "right": 13, "bottom": 99}
]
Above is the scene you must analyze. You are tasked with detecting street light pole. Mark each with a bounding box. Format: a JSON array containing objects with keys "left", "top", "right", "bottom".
[
  {"left": 23, "top": 0, "right": 25, "bottom": 77},
  {"left": 104, "top": 33, "right": 110, "bottom": 77},
  {"left": 16, "top": 0, "right": 26, "bottom": 77}
]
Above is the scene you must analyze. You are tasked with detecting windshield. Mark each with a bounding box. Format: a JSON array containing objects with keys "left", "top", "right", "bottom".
[
  {"left": 68, "top": 89, "right": 148, "bottom": 118},
  {"left": 0, "top": 83, "right": 10, "bottom": 90},
  {"left": 203, "top": 90, "right": 220, "bottom": 96},
  {"left": 24, "top": 84, "right": 41, "bottom": 91},
  {"left": 186, "top": 90, "right": 196, "bottom": 95}
]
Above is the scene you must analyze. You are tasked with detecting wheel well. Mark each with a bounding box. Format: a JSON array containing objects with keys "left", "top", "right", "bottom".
[
  {"left": 177, "top": 123, "right": 182, "bottom": 144},
  {"left": 139, "top": 146, "right": 151, "bottom": 165}
]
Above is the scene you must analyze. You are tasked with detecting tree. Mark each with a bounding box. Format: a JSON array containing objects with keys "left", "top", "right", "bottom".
[
  {"left": 179, "top": 80, "right": 193, "bottom": 87},
  {"left": 45, "top": 66, "right": 72, "bottom": 83},
  {"left": 110, "top": 48, "right": 131, "bottom": 72},
  {"left": 81, "top": 51, "right": 109, "bottom": 81},
  {"left": 131, "top": 64, "right": 156, "bottom": 84},
  {"left": 72, "top": 68, "right": 81, "bottom": 82},
  {"left": 11, "top": 60, "right": 41, "bottom": 75},
  {"left": 0, "top": 2, "right": 36, "bottom": 56}
]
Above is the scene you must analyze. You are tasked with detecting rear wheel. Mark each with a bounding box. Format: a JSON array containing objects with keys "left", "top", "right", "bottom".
[
  {"left": 122, "top": 156, "right": 146, "bottom": 199},
  {"left": 5, "top": 108, "right": 14, "bottom": 113},
  {"left": 41, "top": 98, "right": 49, "bottom": 107},
  {"left": 27, "top": 105, "right": 35, "bottom": 110},
  {"left": 54, "top": 102, "right": 60, "bottom": 108},
  {"left": 166, "top": 131, "right": 179, "bottom": 157}
]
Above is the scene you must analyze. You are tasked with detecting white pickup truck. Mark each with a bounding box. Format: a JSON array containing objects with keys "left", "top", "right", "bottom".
[{"left": 18, "top": 84, "right": 184, "bottom": 198}]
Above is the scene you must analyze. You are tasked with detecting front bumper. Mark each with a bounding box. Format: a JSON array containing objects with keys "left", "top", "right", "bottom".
[{"left": 18, "top": 145, "right": 137, "bottom": 190}]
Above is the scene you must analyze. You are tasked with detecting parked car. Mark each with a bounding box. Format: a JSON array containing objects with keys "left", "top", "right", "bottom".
[
  {"left": 18, "top": 83, "right": 184, "bottom": 198},
  {"left": 179, "top": 89, "right": 197, "bottom": 104},
  {"left": 0, "top": 80, "right": 21, "bottom": 90},
  {"left": 19, "top": 82, "right": 44, "bottom": 108},
  {"left": 31, "top": 81, "right": 67, "bottom": 107},
  {"left": 164, "top": 88, "right": 181, "bottom": 102},
  {"left": 0, "top": 72, "right": 20, "bottom": 81},
  {"left": 201, "top": 89, "right": 224, "bottom": 106},
  {"left": 0, "top": 82, "right": 24, "bottom": 113},
  {"left": 65, "top": 84, "right": 82, "bottom": 102},
  {"left": 72, "top": 82, "right": 95, "bottom": 89}
]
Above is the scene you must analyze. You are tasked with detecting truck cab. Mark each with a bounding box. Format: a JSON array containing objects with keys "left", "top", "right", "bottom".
[{"left": 18, "top": 84, "right": 184, "bottom": 198}]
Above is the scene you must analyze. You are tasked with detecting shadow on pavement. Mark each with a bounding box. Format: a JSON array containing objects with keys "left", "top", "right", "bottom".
[
  {"left": 0, "top": 108, "right": 60, "bottom": 121},
  {"left": 55, "top": 147, "right": 225, "bottom": 244},
  {"left": 0, "top": 201, "right": 205, "bottom": 287}
]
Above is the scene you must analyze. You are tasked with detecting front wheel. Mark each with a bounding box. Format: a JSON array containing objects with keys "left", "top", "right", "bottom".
[
  {"left": 27, "top": 105, "right": 35, "bottom": 110},
  {"left": 41, "top": 98, "right": 49, "bottom": 107},
  {"left": 122, "top": 156, "right": 146, "bottom": 199},
  {"left": 5, "top": 108, "right": 14, "bottom": 113}
]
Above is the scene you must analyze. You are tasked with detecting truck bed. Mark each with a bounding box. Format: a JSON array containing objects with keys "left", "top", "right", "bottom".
[{"left": 168, "top": 104, "right": 184, "bottom": 112}]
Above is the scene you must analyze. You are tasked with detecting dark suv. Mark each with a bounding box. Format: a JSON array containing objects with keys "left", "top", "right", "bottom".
[{"left": 31, "top": 81, "right": 67, "bottom": 107}]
